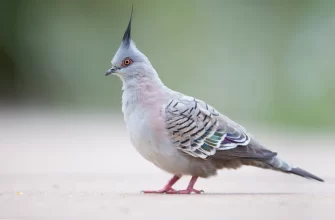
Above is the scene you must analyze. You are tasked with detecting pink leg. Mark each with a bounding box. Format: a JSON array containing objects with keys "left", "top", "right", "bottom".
[
  {"left": 142, "top": 175, "right": 181, "bottom": 194},
  {"left": 169, "top": 176, "right": 203, "bottom": 194}
]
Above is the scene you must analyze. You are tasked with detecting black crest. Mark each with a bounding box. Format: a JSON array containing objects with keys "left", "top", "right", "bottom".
[{"left": 122, "top": 6, "right": 134, "bottom": 48}]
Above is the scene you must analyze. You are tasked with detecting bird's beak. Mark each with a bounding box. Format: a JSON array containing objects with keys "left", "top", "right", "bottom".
[{"left": 105, "top": 67, "right": 118, "bottom": 76}]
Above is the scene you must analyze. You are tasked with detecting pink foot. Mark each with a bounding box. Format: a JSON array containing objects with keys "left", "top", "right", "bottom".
[
  {"left": 141, "top": 175, "right": 181, "bottom": 194},
  {"left": 140, "top": 175, "right": 203, "bottom": 195},
  {"left": 170, "top": 176, "right": 203, "bottom": 194},
  {"left": 142, "top": 187, "right": 177, "bottom": 194},
  {"left": 169, "top": 188, "right": 204, "bottom": 194}
]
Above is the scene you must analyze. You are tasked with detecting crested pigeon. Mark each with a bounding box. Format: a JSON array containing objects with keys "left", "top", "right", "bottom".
[{"left": 105, "top": 9, "right": 324, "bottom": 194}]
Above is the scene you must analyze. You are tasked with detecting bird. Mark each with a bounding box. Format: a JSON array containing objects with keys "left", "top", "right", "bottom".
[{"left": 105, "top": 9, "right": 324, "bottom": 194}]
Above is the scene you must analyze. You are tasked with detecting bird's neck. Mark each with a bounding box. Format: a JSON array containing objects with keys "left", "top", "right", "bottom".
[{"left": 121, "top": 72, "right": 170, "bottom": 115}]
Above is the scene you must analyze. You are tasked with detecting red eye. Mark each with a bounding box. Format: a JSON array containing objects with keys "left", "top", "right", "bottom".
[{"left": 122, "top": 57, "right": 133, "bottom": 67}]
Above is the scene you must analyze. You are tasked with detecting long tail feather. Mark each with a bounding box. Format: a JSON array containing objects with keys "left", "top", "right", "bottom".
[
  {"left": 265, "top": 156, "right": 324, "bottom": 182},
  {"left": 289, "top": 167, "right": 324, "bottom": 182}
]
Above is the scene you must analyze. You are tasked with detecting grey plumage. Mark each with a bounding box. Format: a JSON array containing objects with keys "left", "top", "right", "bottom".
[
  {"left": 105, "top": 8, "right": 324, "bottom": 193},
  {"left": 165, "top": 96, "right": 323, "bottom": 182}
]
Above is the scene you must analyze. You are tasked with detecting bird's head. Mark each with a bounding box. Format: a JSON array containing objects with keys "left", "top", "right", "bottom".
[{"left": 105, "top": 8, "right": 152, "bottom": 80}]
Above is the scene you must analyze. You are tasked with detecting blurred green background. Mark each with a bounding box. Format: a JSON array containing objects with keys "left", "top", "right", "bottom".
[{"left": 1, "top": 0, "right": 335, "bottom": 129}]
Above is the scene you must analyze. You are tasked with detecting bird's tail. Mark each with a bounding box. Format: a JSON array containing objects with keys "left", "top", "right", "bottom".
[{"left": 264, "top": 156, "right": 324, "bottom": 182}]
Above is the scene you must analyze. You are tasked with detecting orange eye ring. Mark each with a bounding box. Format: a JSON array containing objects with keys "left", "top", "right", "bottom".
[{"left": 122, "top": 57, "right": 133, "bottom": 67}]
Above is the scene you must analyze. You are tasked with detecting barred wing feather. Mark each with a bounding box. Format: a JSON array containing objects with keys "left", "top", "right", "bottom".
[{"left": 165, "top": 96, "right": 254, "bottom": 159}]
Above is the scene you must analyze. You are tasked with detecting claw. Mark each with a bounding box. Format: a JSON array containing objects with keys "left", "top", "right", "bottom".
[
  {"left": 141, "top": 175, "right": 181, "bottom": 194},
  {"left": 174, "top": 188, "right": 204, "bottom": 194},
  {"left": 140, "top": 175, "right": 203, "bottom": 195},
  {"left": 141, "top": 188, "right": 177, "bottom": 194}
]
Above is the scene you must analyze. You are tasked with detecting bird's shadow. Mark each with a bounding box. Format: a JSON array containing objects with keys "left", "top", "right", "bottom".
[
  {"left": 198, "top": 192, "right": 301, "bottom": 196},
  {"left": 138, "top": 192, "right": 302, "bottom": 196}
]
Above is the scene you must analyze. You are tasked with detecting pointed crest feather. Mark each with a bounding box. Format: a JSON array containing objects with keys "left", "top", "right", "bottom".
[{"left": 122, "top": 5, "right": 134, "bottom": 48}]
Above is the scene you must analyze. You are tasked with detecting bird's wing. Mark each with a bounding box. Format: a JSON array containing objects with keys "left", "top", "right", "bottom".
[{"left": 165, "top": 96, "right": 276, "bottom": 160}]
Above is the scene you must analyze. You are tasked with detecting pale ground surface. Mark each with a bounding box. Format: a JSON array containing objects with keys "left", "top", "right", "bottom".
[{"left": 1, "top": 109, "right": 335, "bottom": 219}]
